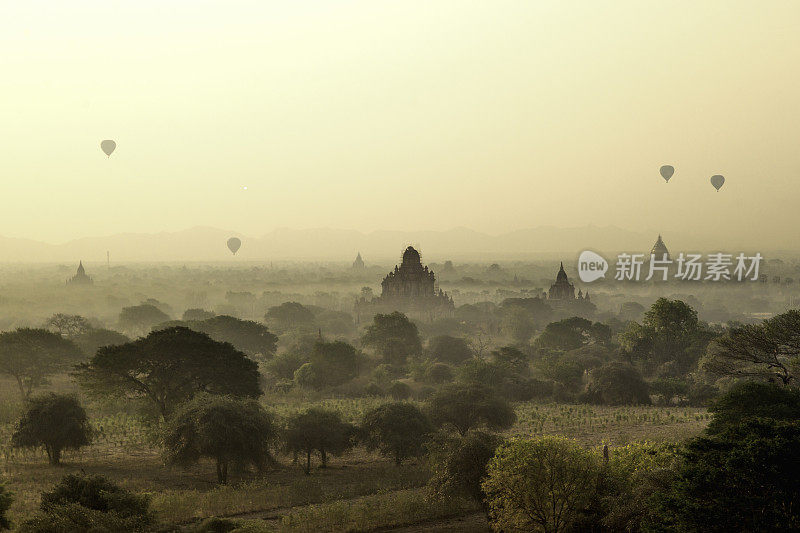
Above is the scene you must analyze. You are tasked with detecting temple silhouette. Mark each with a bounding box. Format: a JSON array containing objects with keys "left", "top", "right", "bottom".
[
  {"left": 352, "top": 252, "right": 365, "bottom": 270},
  {"left": 66, "top": 261, "right": 92, "bottom": 285},
  {"left": 547, "top": 262, "right": 589, "bottom": 302},
  {"left": 650, "top": 234, "right": 670, "bottom": 260},
  {"left": 355, "top": 246, "right": 453, "bottom": 321}
]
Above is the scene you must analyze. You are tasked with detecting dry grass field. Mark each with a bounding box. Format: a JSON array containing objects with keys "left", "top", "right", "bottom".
[{"left": 0, "top": 376, "right": 708, "bottom": 531}]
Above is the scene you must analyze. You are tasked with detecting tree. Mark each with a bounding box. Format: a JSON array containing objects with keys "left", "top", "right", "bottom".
[
  {"left": 428, "top": 335, "right": 472, "bottom": 364},
  {"left": 482, "top": 436, "right": 602, "bottom": 533},
  {"left": 44, "top": 314, "right": 91, "bottom": 338},
  {"left": 426, "top": 383, "right": 516, "bottom": 436},
  {"left": 705, "top": 381, "right": 800, "bottom": 434},
  {"left": 0, "top": 328, "right": 82, "bottom": 399},
  {"left": 12, "top": 393, "right": 92, "bottom": 465},
  {"left": 0, "top": 481, "right": 10, "bottom": 531},
  {"left": 536, "top": 317, "right": 608, "bottom": 351},
  {"left": 268, "top": 352, "right": 309, "bottom": 380},
  {"left": 648, "top": 418, "right": 800, "bottom": 532},
  {"left": 703, "top": 310, "right": 800, "bottom": 385},
  {"left": 118, "top": 304, "right": 170, "bottom": 336},
  {"left": 502, "top": 307, "right": 536, "bottom": 345},
  {"left": 293, "top": 362, "right": 318, "bottom": 389},
  {"left": 183, "top": 308, "right": 216, "bottom": 321},
  {"left": 427, "top": 431, "right": 504, "bottom": 506},
  {"left": 600, "top": 442, "right": 681, "bottom": 532},
  {"left": 71, "top": 328, "right": 130, "bottom": 357},
  {"left": 283, "top": 408, "right": 356, "bottom": 474},
  {"left": 582, "top": 361, "right": 651, "bottom": 406},
  {"left": 491, "top": 346, "right": 529, "bottom": 375},
  {"left": 618, "top": 301, "right": 646, "bottom": 321},
  {"left": 191, "top": 315, "right": 278, "bottom": 357},
  {"left": 18, "top": 473, "right": 152, "bottom": 532},
  {"left": 499, "top": 297, "right": 553, "bottom": 325},
  {"left": 361, "top": 402, "right": 432, "bottom": 465},
  {"left": 308, "top": 340, "right": 363, "bottom": 387},
  {"left": 389, "top": 381, "right": 412, "bottom": 400},
  {"left": 76, "top": 327, "right": 261, "bottom": 419},
  {"left": 163, "top": 395, "right": 276, "bottom": 484},
  {"left": 361, "top": 311, "right": 422, "bottom": 366},
  {"left": 265, "top": 302, "right": 315, "bottom": 333},
  {"left": 644, "top": 297, "right": 699, "bottom": 337},
  {"left": 619, "top": 298, "right": 709, "bottom": 374}
]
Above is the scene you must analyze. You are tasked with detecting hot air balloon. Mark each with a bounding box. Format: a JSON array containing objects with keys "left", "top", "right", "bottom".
[
  {"left": 227, "top": 237, "right": 241, "bottom": 255},
  {"left": 710, "top": 175, "right": 725, "bottom": 191},
  {"left": 100, "top": 140, "right": 116, "bottom": 157},
  {"left": 659, "top": 165, "right": 674, "bottom": 182}
]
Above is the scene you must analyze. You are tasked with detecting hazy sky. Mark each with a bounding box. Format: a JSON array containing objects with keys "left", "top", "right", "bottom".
[{"left": 2, "top": 1, "right": 798, "bottom": 246}]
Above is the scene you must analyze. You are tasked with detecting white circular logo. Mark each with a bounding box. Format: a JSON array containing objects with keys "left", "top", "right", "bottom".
[{"left": 577, "top": 251, "right": 608, "bottom": 282}]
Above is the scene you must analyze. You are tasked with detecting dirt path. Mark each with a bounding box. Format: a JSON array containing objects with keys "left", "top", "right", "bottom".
[{"left": 376, "top": 512, "right": 489, "bottom": 532}]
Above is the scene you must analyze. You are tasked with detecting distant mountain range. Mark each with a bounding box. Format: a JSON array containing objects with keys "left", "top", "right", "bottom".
[{"left": 0, "top": 226, "right": 774, "bottom": 263}]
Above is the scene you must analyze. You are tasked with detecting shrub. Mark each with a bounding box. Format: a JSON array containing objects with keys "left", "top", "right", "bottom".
[
  {"left": 17, "top": 504, "right": 151, "bottom": 533},
  {"left": 12, "top": 393, "right": 92, "bottom": 465},
  {"left": 188, "top": 517, "right": 242, "bottom": 532},
  {"left": 18, "top": 473, "right": 153, "bottom": 532},
  {"left": 40, "top": 474, "right": 150, "bottom": 518}
]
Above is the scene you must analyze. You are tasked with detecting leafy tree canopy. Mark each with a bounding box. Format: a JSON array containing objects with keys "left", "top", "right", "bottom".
[
  {"left": 426, "top": 383, "right": 516, "bottom": 436},
  {"left": 71, "top": 328, "right": 130, "bottom": 357},
  {"left": 703, "top": 310, "right": 800, "bottom": 385},
  {"left": 283, "top": 408, "right": 356, "bottom": 473},
  {"left": 648, "top": 418, "right": 800, "bottom": 532},
  {"left": 361, "top": 402, "right": 432, "bottom": 465},
  {"left": 582, "top": 361, "right": 651, "bottom": 406},
  {"left": 0, "top": 328, "right": 82, "bottom": 399},
  {"left": 118, "top": 304, "right": 170, "bottom": 335},
  {"left": 428, "top": 335, "right": 472, "bottom": 364},
  {"left": 12, "top": 393, "right": 92, "bottom": 465},
  {"left": 159, "top": 315, "right": 278, "bottom": 357},
  {"left": 76, "top": 326, "right": 261, "bottom": 419},
  {"left": 361, "top": 311, "right": 422, "bottom": 366},
  {"left": 265, "top": 302, "right": 315, "bottom": 331},
  {"left": 162, "top": 394, "right": 276, "bottom": 484},
  {"left": 427, "top": 431, "right": 504, "bottom": 505},
  {"left": 706, "top": 381, "right": 800, "bottom": 434},
  {"left": 44, "top": 314, "right": 92, "bottom": 339},
  {"left": 482, "top": 436, "right": 602, "bottom": 533},
  {"left": 536, "top": 316, "right": 610, "bottom": 352}
]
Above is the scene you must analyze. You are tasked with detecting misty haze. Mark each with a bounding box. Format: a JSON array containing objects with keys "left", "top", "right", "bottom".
[{"left": 1, "top": 2, "right": 799, "bottom": 532}]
